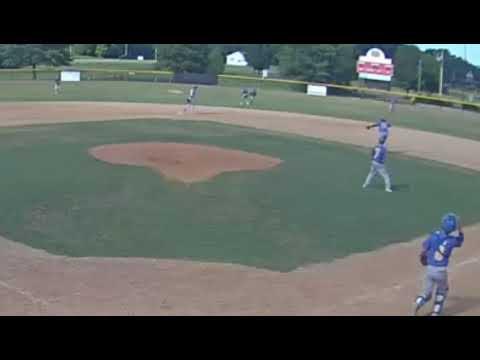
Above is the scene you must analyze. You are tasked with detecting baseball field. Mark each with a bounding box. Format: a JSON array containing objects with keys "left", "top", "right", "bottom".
[{"left": 1, "top": 81, "right": 480, "bottom": 315}]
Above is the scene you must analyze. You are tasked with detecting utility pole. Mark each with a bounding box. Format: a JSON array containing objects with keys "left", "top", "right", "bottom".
[
  {"left": 417, "top": 58, "right": 423, "bottom": 93},
  {"left": 124, "top": 44, "right": 129, "bottom": 58},
  {"left": 438, "top": 50, "right": 445, "bottom": 96}
]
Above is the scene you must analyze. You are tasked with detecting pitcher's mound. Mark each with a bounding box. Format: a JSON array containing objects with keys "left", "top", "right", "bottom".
[{"left": 89, "top": 142, "right": 283, "bottom": 183}]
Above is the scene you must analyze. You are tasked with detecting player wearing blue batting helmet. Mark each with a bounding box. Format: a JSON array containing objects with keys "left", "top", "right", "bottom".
[
  {"left": 414, "top": 212, "right": 464, "bottom": 316},
  {"left": 441, "top": 213, "right": 458, "bottom": 234}
]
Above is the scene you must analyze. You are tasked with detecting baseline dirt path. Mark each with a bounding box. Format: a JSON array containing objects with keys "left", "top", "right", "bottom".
[{"left": 0, "top": 102, "right": 479, "bottom": 316}]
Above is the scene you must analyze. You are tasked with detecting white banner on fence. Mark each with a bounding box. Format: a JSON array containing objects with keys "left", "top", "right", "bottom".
[
  {"left": 61, "top": 71, "right": 81, "bottom": 82},
  {"left": 307, "top": 85, "right": 327, "bottom": 97}
]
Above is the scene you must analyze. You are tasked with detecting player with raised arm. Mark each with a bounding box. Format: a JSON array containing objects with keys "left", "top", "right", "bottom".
[{"left": 366, "top": 118, "right": 392, "bottom": 143}]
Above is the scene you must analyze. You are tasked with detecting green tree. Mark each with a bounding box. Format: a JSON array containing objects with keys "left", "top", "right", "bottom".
[
  {"left": 426, "top": 48, "right": 480, "bottom": 88},
  {"left": 419, "top": 53, "right": 440, "bottom": 93},
  {"left": 128, "top": 44, "right": 155, "bottom": 59},
  {"left": 73, "top": 44, "right": 97, "bottom": 57},
  {"left": 356, "top": 44, "right": 400, "bottom": 59},
  {"left": 207, "top": 46, "right": 226, "bottom": 75},
  {"left": 156, "top": 44, "right": 210, "bottom": 73},
  {"left": 103, "top": 44, "right": 124, "bottom": 58},
  {"left": 331, "top": 44, "right": 357, "bottom": 84},
  {"left": 270, "top": 44, "right": 285, "bottom": 66},
  {"left": 278, "top": 44, "right": 336, "bottom": 82},
  {"left": 244, "top": 44, "right": 275, "bottom": 72},
  {"left": 393, "top": 45, "right": 422, "bottom": 90},
  {"left": 77, "top": 44, "right": 124, "bottom": 59},
  {"left": 0, "top": 44, "right": 70, "bottom": 79},
  {"left": 95, "top": 44, "right": 109, "bottom": 58}
]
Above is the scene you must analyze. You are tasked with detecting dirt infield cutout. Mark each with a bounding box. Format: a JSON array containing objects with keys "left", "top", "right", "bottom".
[
  {"left": 89, "top": 142, "right": 282, "bottom": 183},
  {"left": 1, "top": 102, "right": 480, "bottom": 316}
]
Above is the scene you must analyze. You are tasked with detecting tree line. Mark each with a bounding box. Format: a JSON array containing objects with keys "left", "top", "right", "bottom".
[
  {"left": 0, "top": 44, "right": 479, "bottom": 93},
  {"left": 154, "top": 44, "right": 479, "bottom": 93}
]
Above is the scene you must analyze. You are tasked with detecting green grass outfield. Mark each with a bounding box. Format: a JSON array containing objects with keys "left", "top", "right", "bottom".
[
  {"left": 72, "top": 59, "right": 157, "bottom": 71},
  {"left": 1, "top": 81, "right": 480, "bottom": 141},
  {"left": 1, "top": 119, "right": 479, "bottom": 272}
]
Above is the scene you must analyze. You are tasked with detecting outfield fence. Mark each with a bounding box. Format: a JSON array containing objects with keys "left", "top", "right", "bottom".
[{"left": 1, "top": 67, "right": 479, "bottom": 112}]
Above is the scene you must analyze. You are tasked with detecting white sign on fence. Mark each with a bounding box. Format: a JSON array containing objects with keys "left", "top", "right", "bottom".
[
  {"left": 60, "top": 70, "right": 81, "bottom": 82},
  {"left": 307, "top": 84, "right": 327, "bottom": 97},
  {"left": 357, "top": 48, "right": 394, "bottom": 82}
]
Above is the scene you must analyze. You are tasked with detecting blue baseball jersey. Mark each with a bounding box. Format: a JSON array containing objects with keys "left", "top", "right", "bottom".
[
  {"left": 422, "top": 230, "right": 464, "bottom": 268},
  {"left": 377, "top": 120, "right": 392, "bottom": 136},
  {"left": 372, "top": 144, "right": 387, "bottom": 164}
]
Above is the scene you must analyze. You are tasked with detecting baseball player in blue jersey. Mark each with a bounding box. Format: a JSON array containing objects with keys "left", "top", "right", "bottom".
[
  {"left": 366, "top": 118, "right": 392, "bottom": 143},
  {"left": 184, "top": 85, "right": 199, "bottom": 113},
  {"left": 414, "top": 213, "right": 464, "bottom": 316},
  {"left": 362, "top": 138, "right": 393, "bottom": 192}
]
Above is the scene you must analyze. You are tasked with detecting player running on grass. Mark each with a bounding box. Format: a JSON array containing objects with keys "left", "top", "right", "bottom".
[{"left": 414, "top": 213, "right": 464, "bottom": 316}]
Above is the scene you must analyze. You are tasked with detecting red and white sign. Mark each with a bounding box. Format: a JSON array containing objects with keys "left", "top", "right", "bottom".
[{"left": 357, "top": 48, "right": 394, "bottom": 82}]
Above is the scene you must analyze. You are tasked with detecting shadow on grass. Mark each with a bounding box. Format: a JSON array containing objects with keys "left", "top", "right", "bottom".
[
  {"left": 392, "top": 184, "right": 411, "bottom": 192},
  {"left": 366, "top": 183, "right": 411, "bottom": 192}
]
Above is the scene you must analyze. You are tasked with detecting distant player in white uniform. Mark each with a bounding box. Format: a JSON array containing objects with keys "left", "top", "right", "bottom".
[
  {"left": 184, "top": 85, "right": 199, "bottom": 113},
  {"left": 53, "top": 78, "right": 61, "bottom": 96},
  {"left": 362, "top": 137, "right": 393, "bottom": 192},
  {"left": 366, "top": 118, "right": 392, "bottom": 143},
  {"left": 240, "top": 88, "right": 257, "bottom": 107},
  {"left": 388, "top": 96, "right": 398, "bottom": 113}
]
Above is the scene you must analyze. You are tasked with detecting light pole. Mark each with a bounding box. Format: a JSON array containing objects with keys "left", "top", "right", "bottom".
[
  {"left": 438, "top": 50, "right": 445, "bottom": 96},
  {"left": 417, "top": 58, "right": 423, "bottom": 93}
]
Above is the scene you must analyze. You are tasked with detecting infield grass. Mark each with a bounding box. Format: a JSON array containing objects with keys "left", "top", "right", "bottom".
[{"left": 0, "top": 119, "right": 479, "bottom": 271}]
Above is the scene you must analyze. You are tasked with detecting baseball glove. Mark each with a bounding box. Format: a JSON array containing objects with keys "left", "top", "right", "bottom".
[{"left": 420, "top": 251, "right": 428, "bottom": 266}]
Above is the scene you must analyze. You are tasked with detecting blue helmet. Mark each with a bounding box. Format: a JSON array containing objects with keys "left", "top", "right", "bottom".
[{"left": 441, "top": 213, "right": 458, "bottom": 234}]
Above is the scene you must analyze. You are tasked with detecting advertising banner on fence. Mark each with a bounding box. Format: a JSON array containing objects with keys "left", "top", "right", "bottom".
[
  {"left": 61, "top": 70, "right": 81, "bottom": 82},
  {"left": 307, "top": 85, "right": 327, "bottom": 97}
]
